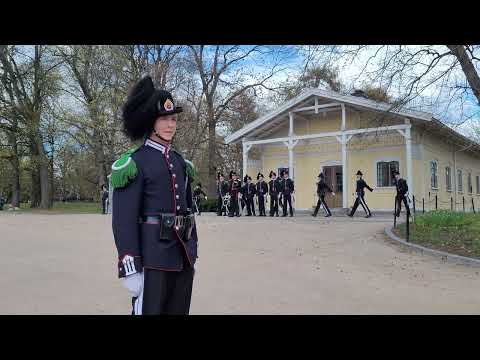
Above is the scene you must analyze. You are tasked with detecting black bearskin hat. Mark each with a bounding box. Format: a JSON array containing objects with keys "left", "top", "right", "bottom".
[
  {"left": 392, "top": 170, "right": 400, "bottom": 176},
  {"left": 243, "top": 175, "right": 251, "bottom": 183},
  {"left": 121, "top": 76, "right": 183, "bottom": 141},
  {"left": 229, "top": 170, "right": 237, "bottom": 180},
  {"left": 280, "top": 169, "right": 289, "bottom": 177},
  {"left": 257, "top": 172, "right": 264, "bottom": 180},
  {"left": 269, "top": 170, "right": 276, "bottom": 178},
  {"left": 197, "top": 183, "right": 202, "bottom": 188},
  {"left": 217, "top": 171, "right": 224, "bottom": 180},
  {"left": 318, "top": 172, "right": 325, "bottom": 178},
  {"left": 356, "top": 170, "right": 363, "bottom": 176}
]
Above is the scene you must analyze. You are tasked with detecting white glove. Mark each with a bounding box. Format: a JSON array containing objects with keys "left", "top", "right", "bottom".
[
  {"left": 332, "top": 192, "right": 336, "bottom": 196},
  {"left": 205, "top": 196, "right": 208, "bottom": 200},
  {"left": 122, "top": 272, "right": 144, "bottom": 297}
]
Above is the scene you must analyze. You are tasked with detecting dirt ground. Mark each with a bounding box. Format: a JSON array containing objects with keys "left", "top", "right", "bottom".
[{"left": 0, "top": 212, "right": 479, "bottom": 314}]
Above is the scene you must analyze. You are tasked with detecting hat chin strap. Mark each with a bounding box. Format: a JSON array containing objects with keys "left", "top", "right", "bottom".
[{"left": 152, "top": 129, "right": 173, "bottom": 145}]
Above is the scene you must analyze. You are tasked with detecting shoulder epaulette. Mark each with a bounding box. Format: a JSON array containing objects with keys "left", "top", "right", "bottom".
[{"left": 111, "top": 146, "right": 141, "bottom": 189}]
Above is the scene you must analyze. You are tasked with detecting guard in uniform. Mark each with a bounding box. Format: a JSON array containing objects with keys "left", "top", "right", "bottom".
[
  {"left": 242, "top": 175, "right": 256, "bottom": 216},
  {"left": 348, "top": 170, "right": 373, "bottom": 218},
  {"left": 216, "top": 172, "right": 229, "bottom": 216},
  {"left": 111, "top": 76, "right": 198, "bottom": 315},
  {"left": 393, "top": 170, "right": 410, "bottom": 217},
  {"left": 101, "top": 184, "right": 109, "bottom": 214},
  {"left": 280, "top": 169, "right": 294, "bottom": 217},
  {"left": 228, "top": 170, "right": 241, "bottom": 217},
  {"left": 193, "top": 183, "right": 207, "bottom": 215},
  {"left": 312, "top": 172, "right": 335, "bottom": 217},
  {"left": 268, "top": 171, "right": 279, "bottom": 217},
  {"left": 256, "top": 173, "right": 268, "bottom": 216}
]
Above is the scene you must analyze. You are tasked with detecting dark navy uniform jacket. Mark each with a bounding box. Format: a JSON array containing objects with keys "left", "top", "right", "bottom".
[
  {"left": 216, "top": 180, "right": 229, "bottom": 197},
  {"left": 317, "top": 179, "right": 333, "bottom": 196},
  {"left": 256, "top": 181, "right": 268, "bottom": 197},
  {"left": 280, "top": 178, "right": 294, "bottom": 194},
  {"left": 112, "top": 138, "right": 198, "bottom": 277},
  {"left": 355, "top": 179, "right": 373, "bottom": 196},
  {"left": 394, "top": 178, "right": 408, "bottom": 196},
  {"left": 268, "top": 179, "right": 279, "bottom": 197},
  {"left": 242, "top": 183, "right": 256, "bottom": 199}
]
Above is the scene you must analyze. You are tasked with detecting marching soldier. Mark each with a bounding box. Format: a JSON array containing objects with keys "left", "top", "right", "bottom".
[
  {"left": 280, "top": 169, "right": 294, "bottom": 217},
  {"left": 101, "top": 184, "right": 109, "bottom": 214},
  {"left": 111, "top": 76, "right": 198, "bottom": 315},
  {"left": 268, "top": 171, "right": 279, "bottom": 217},
  {"left": 193, "top": 183, "right": 207, "bottom": 215},
  {"left": 393, "top": 170, "right": 410, "bottom": 217},
  {"left": 228, "top": 170, "right": 242, "bottom": 217},
  {"left": 256, "top": 172, "right": 268, "bottom": 216},
  {"left": 242, "top": 175, "right": 256, "bottom": 216},
  {"left": 348, "top": 170, "right": 373, "bottom": 218},
  {"left": 216, "top": 172, "right": 229, "bottom": 216},
  {"left": 312, "top": 172, "right": 335, "bottom": 217}
]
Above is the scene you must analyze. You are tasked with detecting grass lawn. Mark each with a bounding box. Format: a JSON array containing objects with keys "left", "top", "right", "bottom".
[
  {"left": 16, "top": 201, "right": 103, "bottom": 214},
  {"left": 393, "top": 210, "right": 480, "bottom": 259}
]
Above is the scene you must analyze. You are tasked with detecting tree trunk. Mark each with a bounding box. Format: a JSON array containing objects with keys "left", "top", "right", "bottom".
[
  {"left": 206, "top": 105, "right": 217, "bottom": 198},
  {"left": 447, "top": 45, "right": 480, "bottom": 105},
  {"left": 34, "top": 138, "right": 51, "bottom": 209},
  {"left": 30, "top": 161, "right": 41, "bottom": 208}
]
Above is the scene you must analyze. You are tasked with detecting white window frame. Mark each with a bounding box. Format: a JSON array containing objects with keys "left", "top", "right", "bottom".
[
  {"left": 457, "top": 169, "right": 463, "bottom": 193},
  {"left": 445, "top": 166, "right": 452, "bottom": 192},
  {"left": 375, "top": 157, "right": 400, "bottom": 188},
  {"left": 430, "top": 160, "right": 439, "bottom": 190},
  {"left": 467, "top": 172, "right": 473, "bottom": 194}
]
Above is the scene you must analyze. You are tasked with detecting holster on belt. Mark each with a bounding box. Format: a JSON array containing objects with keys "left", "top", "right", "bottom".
[{"left": 142, "top": 213, "right": 195, "bottom": 242}]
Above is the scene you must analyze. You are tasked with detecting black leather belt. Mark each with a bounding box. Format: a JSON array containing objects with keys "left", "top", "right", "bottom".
[{"left": 139, "top": 213, "right": 195, "bottom": 242}]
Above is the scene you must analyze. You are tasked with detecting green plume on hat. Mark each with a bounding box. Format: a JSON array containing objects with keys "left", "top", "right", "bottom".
[
  {"left": 111, "top": 146, "right": 141, "bottom": 189},
  {"left": 185, "top": 159, "right": 197, "bottom": 182}
]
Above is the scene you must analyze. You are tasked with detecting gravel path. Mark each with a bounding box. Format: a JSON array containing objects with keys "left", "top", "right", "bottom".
[{"left": 1, "top": 212, "right": 479, "bottom": 314}]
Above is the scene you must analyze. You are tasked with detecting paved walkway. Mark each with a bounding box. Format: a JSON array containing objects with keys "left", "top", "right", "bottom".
[{"left": 0, "top": 212, "right": 479, "bottom": 314}]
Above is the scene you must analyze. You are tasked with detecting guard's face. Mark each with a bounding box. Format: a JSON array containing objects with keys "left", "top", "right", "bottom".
[
  {"left": 259, "top": 176, "right": 263, "bottom": 181},
  {"left": 284, "top": 174, "right": 288, "bottom": 179},
  {"left": 153, "top": 114, "right": 177, "bottom": 141},
  {"left": 356, "top": 175, "right": 361, "bottom": 180},
  {"left": 395, "top": 174, "right": 400, "bottom": 180},
  {"left": 219, "top": 176, "right": 224, "bottom": 181}
]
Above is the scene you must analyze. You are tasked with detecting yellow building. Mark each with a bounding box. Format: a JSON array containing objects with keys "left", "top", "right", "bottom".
[{"left": 225, "top": 88, "right": 480, "bottom": 212}]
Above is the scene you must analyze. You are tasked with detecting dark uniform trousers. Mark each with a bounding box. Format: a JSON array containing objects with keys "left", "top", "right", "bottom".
[
  {"left": 313, "top": 195, "right": 331, "bottom": 216},
  {"left": 282, "top": 194, "right": 293, "bottom": 216},
  {"left": 395, "top": 195, "right": 410, "bottom": 217},
  {"left": 246, "top": 196, "right": 256, "bottom": 216},
  {"left": 229, "top": 192, "right": 240, "bottom": 216},
  {"left": 350, "top": 193, "right": 371, "bottom": 216},
  {"left": 269, "top": 195, "right": 279, "bottom": 216},
  {"left": 137, "top": 255, "right": 194, "bottom": 315},
  {"left": 258, "top": 194, "right": 266, "bottom": 216}
]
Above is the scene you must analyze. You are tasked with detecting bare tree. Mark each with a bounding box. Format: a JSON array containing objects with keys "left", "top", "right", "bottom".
[{"left": 187, "top": 45, "right": 286, "bottom": 196}]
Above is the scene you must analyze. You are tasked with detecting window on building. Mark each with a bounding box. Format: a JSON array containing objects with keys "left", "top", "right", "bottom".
[
  {"left": 445, "top": 166, "right": 452, "bottom": 191},
  {"left": 468, "top": 173, "right": 473, "bottom": 194},
  {"left": 476, "top": 175, "right": 480, "bottom": 194},
  {"left": 457, "top": 169, "right": 463, "bottom": 193},
  {"left": 376, "top": 161, "right": 399, "bottom": 187},
  {"left": 430, "top": 161, "right": 438, "bottom": 189}
]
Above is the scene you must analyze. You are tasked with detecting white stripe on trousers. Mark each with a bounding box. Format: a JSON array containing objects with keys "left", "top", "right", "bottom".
[{"left": 359, "top": 195, "right": 371, "bottom": 215}]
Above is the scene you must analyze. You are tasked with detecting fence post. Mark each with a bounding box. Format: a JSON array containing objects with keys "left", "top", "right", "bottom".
[
  {"left": 406, "top": 209, "right": 410, "bottom": 243},
  {"left": 451, "top": 197, "right": 453, "bottom": 211},
  {"left": 422, "top": 198, "right": 425, "bottom": 213},
  {"left": 472, "top": 198, "right": 476, "bottom": 214},
  {"left": 412, "top": 195, "right": 416, "bottom": 216},
  {"left": 435, "top": 195, "right": 438, "bottom": 210},
  {"left": 393, "top": 196, "right": 397, "bottom": 228},
  {"left": 463, "top": 196, "right": 465, "bottom": 212}
]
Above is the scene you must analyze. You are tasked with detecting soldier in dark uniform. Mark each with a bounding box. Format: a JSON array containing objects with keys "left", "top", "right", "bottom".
[
  {"left": 268, "top": 171, "right": 279, "bottom": 217},
  {"left": 111, "top": 76, "right": 198, "bottom": 315},
  {"left": 193, "top": 183, "right": 207, "bottom": 215},
  {"left": 393, "top": 170, "right": 410, "bottom": 217},
  {"left": 216, "top": 172, "right": 229, "bottom": 216},
  {"left": 312, "top": 172, "right": 335, "bottom": 217},
  {"left": 101, "top": 184, "right": 109, "bottom": 214},
  {"left": 256, "top": 172, "right": 268, "bottom": 216},
  {"left": 348, "top": 170, "right": 373, "bottom": 218},
  {"left": 280, "top": 169, "right": 294, "bottom": 217},
  {"left": 228, "top": 170, "right": 241, "bottom": 217},
  {"left": 242, "top": 175, "right": 256, "bottom": 216}
]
